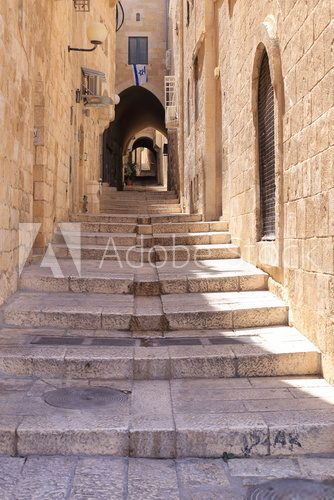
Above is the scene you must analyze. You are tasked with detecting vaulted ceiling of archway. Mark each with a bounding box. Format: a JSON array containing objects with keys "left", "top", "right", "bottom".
[
  {"left": 132, "top": 137, "right": 155, "bottom": 152},
  {"left": 109, "top": 86, "right": 167, "bottom": 151}
]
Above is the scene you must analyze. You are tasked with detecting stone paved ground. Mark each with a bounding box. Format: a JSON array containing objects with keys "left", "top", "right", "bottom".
[{"left": 1, "top": 455, "right": 334, "bottom": 499}]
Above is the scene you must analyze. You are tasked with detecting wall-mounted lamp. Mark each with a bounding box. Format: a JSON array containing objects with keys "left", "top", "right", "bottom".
[{"left": 68, "top": 22, "right": 108, "bottom": 52}]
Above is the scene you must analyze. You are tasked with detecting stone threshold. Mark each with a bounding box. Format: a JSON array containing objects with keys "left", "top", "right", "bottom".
[{"left": 0, "top": 376, "right": 333, "bottom": 458}]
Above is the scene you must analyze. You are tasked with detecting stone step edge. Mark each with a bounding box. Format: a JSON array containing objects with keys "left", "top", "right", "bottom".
[
  {"left": 51, "top": 244, "right": 241, "bottom": 262},
  {"left": 3, "top": 299, "right": 289, "bottom": 331},
  {"left": 51, "top": 243, "right": 240, "bottom": 252},
  {"left": 75, "top": 222, "right": 229, "bottom": 234},
  {"left": 19, "top": 272, "right": 268, "bottom": 295},
  {"left": 54, "top": 231, "right": 231, "bottom": 238},
  {"left": 0, "top": 346, "right": 321, "bottom": 381},
  {"left": 70, "top": 215, "right": 204, "bottom": 224}
]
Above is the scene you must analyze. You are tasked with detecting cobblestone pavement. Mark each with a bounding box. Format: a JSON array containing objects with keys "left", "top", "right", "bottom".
[{"left": 1, "top": 455, "right": 334, "bottom": 499}]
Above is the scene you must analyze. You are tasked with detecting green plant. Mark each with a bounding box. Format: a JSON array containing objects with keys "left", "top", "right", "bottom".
[{"left": 124, "top": 161, "right": 137, "bottom": 181}]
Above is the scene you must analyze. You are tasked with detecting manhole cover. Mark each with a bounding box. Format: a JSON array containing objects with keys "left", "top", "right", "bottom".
[
  {"left": 44, "top": 387, "right": 128, "bottom": 409},
  {"left": 247, "top": 479, "right": 334, "bottom": 500}
]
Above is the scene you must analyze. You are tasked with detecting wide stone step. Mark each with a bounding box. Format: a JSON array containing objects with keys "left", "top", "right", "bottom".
[
  {"left": 79, "top": 222, "right": 138, "bottom": 233},
  {"left": 70, "top": 214, "right": 203, "bottom": 224},
  {"left": 70, "top": 214, "right": 139, "bottom": 224},
  {"left": 103, "top": 210, "right": 183, "bottom": 215},
  {"left": 105, "top": 192, "right": 179, "bottom": 197},
  {"left": 155, "top": 244, "right": 240, "bottom": 261},
  {"left": 101, "top": 206, "right": 182, "bottom": 213},
  {"left": 3, "top": 291, "right": 288, "bottom": 331},
  {"left": 51, "top": 243, "right": 240, "bottom": 262},
  {"left": 150, "top": 214, "right": 203, "bottom": 223},
  {"left": 152, "top": 221, "right": 229, "bottom": 233},
  {"left": 0, "top": 326, "right": 320, "bottom": 380},
  {"left": 103, "top": 197, "right": 178, "bottom": 202},
  {"left": 161, "top": 291, "right": 289, "bottom": 330},
  {"left": 54, "top": 231, "right": 231, "bottom": 248},
  {"left": 152, "top": 232, "right": 231, "bottom": 246},
  {"left": 1, "top": 374, "right": 333, "bottom": 458},
  {"left": 54, "top": 231, "right": 138, "bottom": 247},
  {"left": 20, "top": 259, "right": 268, "bottom": 295}
]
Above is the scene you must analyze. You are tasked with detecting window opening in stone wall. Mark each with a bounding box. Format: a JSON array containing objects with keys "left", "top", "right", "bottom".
[
  {"left": 186, "top": 1, "right": 193, "bottom": 27},
  {"left": 187, "top": 79, "right": 191, "bottom": 136},
  {"left": 258, "top": 50, "right": 276, "bottom": 240},
  {"left": 186, "top": 1, "right": 190, "bottom": 26},
  {"left": 128, "top": 37, "right": 148, "bottom": 65},
  {"left": 194, "top": 57, "right": 199, "bottom": 122},
  {"left": 136, "top": 13, "right": 141, "bottom": 22}
]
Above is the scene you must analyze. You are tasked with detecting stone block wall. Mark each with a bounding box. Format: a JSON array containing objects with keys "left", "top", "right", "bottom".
[
  {"left": 0, "top": 0, "right": 116, "bottom": 305},
  {"left": 170, "top": 0, "right": 333, "bottom": 379},
  {"left": 115, "top": 0, "right": 167, "bottom": 105}
]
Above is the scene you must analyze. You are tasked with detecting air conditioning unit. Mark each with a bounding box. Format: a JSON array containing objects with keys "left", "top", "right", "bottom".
[{"left": 83, "top": 95, "right": 114, "bottom": 108}]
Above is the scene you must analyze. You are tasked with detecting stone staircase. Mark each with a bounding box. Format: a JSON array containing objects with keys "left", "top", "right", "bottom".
[
  {"left": 100, "top": 187, "right": 182, "bottom": 214},
  {"left": 0, "top": 190, "right": 333, "bottom": 459}
]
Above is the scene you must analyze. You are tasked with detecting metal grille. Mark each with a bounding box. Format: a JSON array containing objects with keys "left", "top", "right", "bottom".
[
  {"left": 165, "top": 76, "right": 179, "bottom": 128},
  {"left": 73, "top": 0, "right": 90, "bottom": 12},
  {"left": 165, "top": 76, "right": 177, "bottom": 107},
  {"left": 258, "top": 51, "right": 276, "bottom": 240},
  {"left": 30, "top": 336, "right": 250, "bottom": 347}
]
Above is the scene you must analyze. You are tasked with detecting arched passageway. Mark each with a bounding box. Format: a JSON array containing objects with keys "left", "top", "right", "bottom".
[{"left": 103, "top": 86, "right": 167, "bottom": 190}]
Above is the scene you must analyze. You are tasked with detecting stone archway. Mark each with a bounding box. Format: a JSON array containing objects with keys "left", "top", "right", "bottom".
[{"left": 103, "top": 86, "right": 167, "bottom": 190}]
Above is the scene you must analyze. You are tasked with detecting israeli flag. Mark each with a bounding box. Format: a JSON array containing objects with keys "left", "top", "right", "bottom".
[{"left": 133, "top": 65, "right": 148, "bottom": 86}]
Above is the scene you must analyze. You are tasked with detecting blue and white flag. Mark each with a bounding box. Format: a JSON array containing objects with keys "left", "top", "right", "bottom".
[{"left": 132, "top": 65, "right": 148, "bottom": 86}]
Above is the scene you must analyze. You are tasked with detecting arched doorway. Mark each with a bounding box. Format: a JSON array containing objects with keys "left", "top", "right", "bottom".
[{"left": 103, "top": 86, "right": 167, "bottom": 190}]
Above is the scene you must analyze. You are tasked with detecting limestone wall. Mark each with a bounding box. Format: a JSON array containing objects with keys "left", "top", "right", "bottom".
[
  {"left": 170, "top": 0, "right": 333, "bottom": 378},
  {"left": 115, "top": 0, "right": 168, "bottom": 106},
  {"left": 0, "top": 0, "right": 116, "bottom": 305}
]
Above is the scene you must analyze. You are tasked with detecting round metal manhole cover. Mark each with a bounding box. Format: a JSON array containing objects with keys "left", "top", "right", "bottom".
[
  {"left": 247, "top": 479, "right": 334, "bottom": 500},
  {"left": 43, "top": 387, "right": 128, "bottom": 410}
]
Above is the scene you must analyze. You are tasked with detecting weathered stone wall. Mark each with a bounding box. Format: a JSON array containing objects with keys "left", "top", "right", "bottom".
[
  {"left": 169, "top": 0, "right": 223, "bottom": 219},
  {"left": 0, "top": 0, "right": 116, "bottom": 305},
  {"left": 115, "top": 0, "right": 168, "bottom": 106},
  {"left": 170, "top": 0, "right": 333, "bottom": 379}
]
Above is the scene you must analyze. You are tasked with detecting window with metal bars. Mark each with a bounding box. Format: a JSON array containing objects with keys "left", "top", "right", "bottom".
[
  {"left": 258, "top": 51, "right": 276, "bottom": 240},
  {"left": 128, "top": 37, "right": 148, "bottom": 65}
]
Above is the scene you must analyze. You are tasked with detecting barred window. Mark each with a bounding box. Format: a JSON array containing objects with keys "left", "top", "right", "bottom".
[
  {"left": 258, "top": 51, "right": 276, "bottom": 240},
  {"left": 128, "top": 37, "right": 148, "bottom": 65}
]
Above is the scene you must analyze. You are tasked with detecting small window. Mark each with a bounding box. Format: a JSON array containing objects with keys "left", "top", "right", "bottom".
[
  {"left": 128, "top": 37, "right": 148, "bottom": 65},
  {"left": 194, "top": 57, "right": 200, "bottom": 121},
  {"left": 81, "top": 67, "right": 106, "bottom": 96},
  {"left": 136, "top": 13, "right": 140, "bottom": 22},
  {"left": 187, "top": 79, "right": 191, "bottom": 136},
  {"left": 186, "top": 1, "right": 193, "bottom": 27},
  {"left": 186, "top": 1, "right": 190, "bottom": 26}
]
